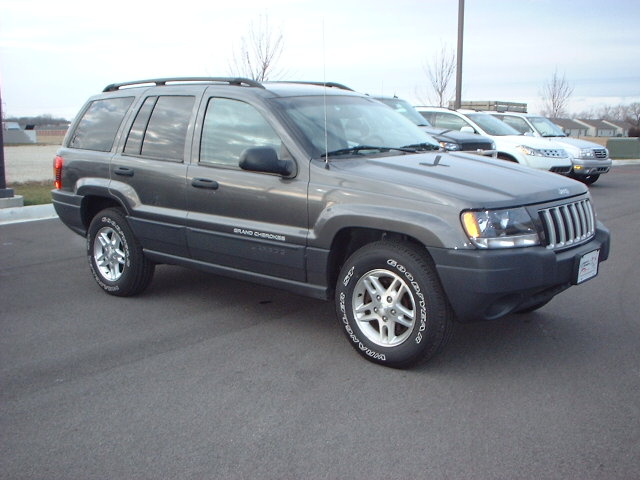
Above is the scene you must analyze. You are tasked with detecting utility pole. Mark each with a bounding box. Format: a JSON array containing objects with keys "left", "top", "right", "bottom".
[
  {"left": 0, "top": 87, "right": 14, "bottom": 200},
  {"left": 454, "top": 0, "right": 465, "bottom": 109}
]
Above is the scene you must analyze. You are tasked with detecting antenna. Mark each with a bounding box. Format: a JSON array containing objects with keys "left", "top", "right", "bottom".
[{"left": 322, "top": 17, "right": 329, "bottom": 169}]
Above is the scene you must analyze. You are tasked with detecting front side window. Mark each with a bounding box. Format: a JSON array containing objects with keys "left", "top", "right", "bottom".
[
  {"left": 69, "top": 97, "right": 134, "bottom": 151},
  {"left": 200, "top": 98, "right": 283, "bottom": 167}
]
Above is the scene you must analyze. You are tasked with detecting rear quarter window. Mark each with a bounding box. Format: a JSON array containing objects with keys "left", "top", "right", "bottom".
[{"left": 68, "top": 97, "right": 134, "bottom": 151}]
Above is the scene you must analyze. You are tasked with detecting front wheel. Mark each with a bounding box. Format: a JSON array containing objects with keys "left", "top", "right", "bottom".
[
  {"left": 335, "top": 241, "right": 454, "bottom": 368},
  {"left": 87, "top": 208, "right": 155, "bottom": 296},
  {"left": 580, "top": 174, "right": 599, "bottom": 185}
]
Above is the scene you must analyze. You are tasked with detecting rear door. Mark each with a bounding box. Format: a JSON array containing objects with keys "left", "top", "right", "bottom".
[{"left": 110, "top": 87, "right": 203, "bottom": 257}]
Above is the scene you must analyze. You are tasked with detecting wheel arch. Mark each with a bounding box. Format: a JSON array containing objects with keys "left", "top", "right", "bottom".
[{"left": 325, "top": 226, "right": 435, "bottom": 298}]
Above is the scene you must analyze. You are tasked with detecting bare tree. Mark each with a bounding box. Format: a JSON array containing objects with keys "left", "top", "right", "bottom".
[
  {"left": 417, "top": 44, "right": 456, "bottom": 107},
  {"left": 229, "top": 14, "right": 285, "bottom": 82},
  {"left": 623, "top": 102, "right": 640, "bottom": 127},
  {"left": 540, "top": 69, "right": 574, "bottom": 118}
]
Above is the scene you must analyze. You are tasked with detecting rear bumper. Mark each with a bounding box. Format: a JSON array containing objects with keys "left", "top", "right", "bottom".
[
  {"left": 430, "top": 222, "right": 610, "bottom": 322},
  {"left": 51, "top": 189, "right": 86, "bottom": 236}
]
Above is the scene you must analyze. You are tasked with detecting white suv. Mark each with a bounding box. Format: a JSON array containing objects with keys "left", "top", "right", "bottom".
[
  {"left": 416, "top": 107, "right": 573, "bottom": 175},
  {"left": 488, "top": 112, "right": 611, "bottom": 185}
]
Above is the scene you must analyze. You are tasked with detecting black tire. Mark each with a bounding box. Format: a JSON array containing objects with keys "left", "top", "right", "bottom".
[
  {"left": 580, "top": 174, "right": 599, "bottom": 185},
  {"left": 87, "top": 208, "right": 155, "bottom": 296},
  {"left": 335, "top": 240, "right": 454, "bottom": 368}
]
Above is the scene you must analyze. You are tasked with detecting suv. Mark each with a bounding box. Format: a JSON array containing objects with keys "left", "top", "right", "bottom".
[
  {"left": 52, "top": 77, "right": 610, "bottom": 368},
  {"left": 488, "top": 112, "right": 611, "bottom": 185},
  {"left": 416, "top": 107, "right": 574, "bottom": 174},
  {"left": 373, "top": 97, "right": 496, "bottom": 155}
]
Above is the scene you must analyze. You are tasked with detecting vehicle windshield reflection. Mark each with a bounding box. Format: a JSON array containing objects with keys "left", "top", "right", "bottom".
[{"left": 276, "top": 95, "right": 439, "bottom": 158}]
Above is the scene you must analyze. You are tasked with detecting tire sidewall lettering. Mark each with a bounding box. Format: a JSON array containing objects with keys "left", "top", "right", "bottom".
[
  {"left": 387, "top": 258, "right": 428, "bottom": 344},
  {"left": 88, "top": 213, "right": 131, "bottom": 292}
]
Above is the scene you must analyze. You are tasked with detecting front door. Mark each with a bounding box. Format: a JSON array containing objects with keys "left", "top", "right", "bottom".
[{"left": 185, "top": 96, "right": 308, "bottom": 281}]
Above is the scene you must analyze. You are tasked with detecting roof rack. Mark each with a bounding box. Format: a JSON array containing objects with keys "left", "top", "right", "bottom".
[
  {"left": 275, "top": 81, "right": 354, "bottom": 91},
  {"left": 102, "top": 77, "right": 264, "bottom": 92}
]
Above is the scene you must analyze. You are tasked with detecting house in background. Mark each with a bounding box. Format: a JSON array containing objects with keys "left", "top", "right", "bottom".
[
  {"left": 552, "top": 118, "right": 588, "bottom": 137},
  {"left": 575, "top": 119, "right": 617, "bottom": 137},
  {"left": 602, "top": 120, "right": 631, "bottom": 137}
]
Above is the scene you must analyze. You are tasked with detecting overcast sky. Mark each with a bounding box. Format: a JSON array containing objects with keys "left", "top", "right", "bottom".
[{"left": 1, "top": 0, "right": 639, "bottom": 119}]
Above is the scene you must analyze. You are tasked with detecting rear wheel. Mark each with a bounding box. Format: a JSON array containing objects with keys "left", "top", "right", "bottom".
[
  {"left": 335, "top": 240, "right": 453, "bottom": 368},
  {"left": 87, "top": 208, "right": 154, "bottom": 296}
]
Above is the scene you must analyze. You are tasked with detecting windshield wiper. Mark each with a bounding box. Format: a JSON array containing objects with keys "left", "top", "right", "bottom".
[
  {"left": 321, "top": 145, "right": 417, "bottom": 158},
  {"left": 401, "top": 142, "right": 440, "bottom": 152}
]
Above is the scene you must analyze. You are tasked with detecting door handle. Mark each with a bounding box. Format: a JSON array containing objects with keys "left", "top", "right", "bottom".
[
  {"left": 114, "top": 166, "right": 134, "bottom": 177},
  {"left": 191, "top": 178, "right": 219, "bottom": 190}
]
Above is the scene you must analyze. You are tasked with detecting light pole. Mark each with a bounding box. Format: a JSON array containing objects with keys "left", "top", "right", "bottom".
[
  {"left": 0, "top": 88, "right": 15, "bottom": 200},
  {"left": 454, "top": 0, "right": 464, "bottom": 109}
]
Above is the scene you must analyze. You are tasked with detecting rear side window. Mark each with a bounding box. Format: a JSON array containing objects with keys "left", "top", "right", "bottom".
[
  {"left": 69, "top": 97, "right": 134, "bottom": 151},
  {"left": 124, "top": 96, "right": 195, "bottom": 161}
]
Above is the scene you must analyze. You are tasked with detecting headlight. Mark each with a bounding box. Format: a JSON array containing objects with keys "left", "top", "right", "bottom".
[
  {"left": 461, "top": 207, "right": 540, "bottom": 249},
  {"left": 516, "top": 145, "right": 544, "bottom": 156},
  {"left": 440, "top": 141, "right": 461, "bottom": 151},
  {"left": 579, "top": 148, "right": 595, "bottom": 159}
]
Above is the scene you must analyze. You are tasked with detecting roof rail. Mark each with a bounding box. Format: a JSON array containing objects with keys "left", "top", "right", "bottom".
[
  {"left": 275, "top": 81, "right": 354, "bottom": 91},
  {"left": 103, "top": 77, "right": 264, "bottom": 92}
]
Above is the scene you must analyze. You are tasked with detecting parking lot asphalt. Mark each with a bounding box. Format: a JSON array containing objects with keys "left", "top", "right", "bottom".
[{"left": 1, "top": 165, "right": 639, "bottom": 479}]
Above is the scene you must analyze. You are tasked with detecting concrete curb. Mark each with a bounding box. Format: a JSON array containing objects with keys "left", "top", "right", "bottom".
[{"left": 0, "top": 204, "right": 58, "bottom": 225}]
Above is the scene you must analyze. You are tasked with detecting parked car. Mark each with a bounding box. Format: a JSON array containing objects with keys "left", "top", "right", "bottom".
[
  {"left": 52, "top": 77, "right": 609, "bottom": 368},
  {"left": 374, "top": 97, "right": 496, "bottom": 155},
  {"left": 416, "top": 107, "right": 574, "bottom": 175},
  {"left": 488, "top": 112, "right": 611, "bottom": 185}
]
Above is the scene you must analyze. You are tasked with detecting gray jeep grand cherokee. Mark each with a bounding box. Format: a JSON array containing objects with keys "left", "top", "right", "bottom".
[{"left": 52, "top": 77, "right": 610, "bottom": 367}]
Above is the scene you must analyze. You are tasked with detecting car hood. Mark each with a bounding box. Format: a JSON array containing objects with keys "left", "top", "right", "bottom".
[
  {"left": 490, "top": 135, "right": 568, "bottom": 150},
  {"left": 541, "top": 136, "right": 606, "bottom": 150},
  {"left": 329, "top": 151, "right": 586, "bottom": 209}
]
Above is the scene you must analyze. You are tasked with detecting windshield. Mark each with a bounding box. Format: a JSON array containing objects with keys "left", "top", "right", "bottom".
[
  {"left": 467, "top": 113, "right": 521, "bottom": 136},
  {"left": 529, "top": 116, "right": 566, "bottom": 137},
  {"left": 275, "top": 95, "right": 439, "bottom": 158},
  {"left": 375, "top": 98, "right": 431, "bottom": 127}
]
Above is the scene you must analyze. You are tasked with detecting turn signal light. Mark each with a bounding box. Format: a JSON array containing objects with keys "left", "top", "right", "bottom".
[{"left": 53, "top": 155, "right": 63, "bottom": 189}]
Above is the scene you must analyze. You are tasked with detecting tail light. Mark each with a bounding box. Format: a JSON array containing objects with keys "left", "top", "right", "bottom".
[{"left": 53, "top": 155, "right": 63, "bottom": 189}]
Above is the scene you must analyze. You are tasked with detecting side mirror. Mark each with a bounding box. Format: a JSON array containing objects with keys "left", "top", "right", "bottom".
[
  {"left": 460, "top": 126, "right": 475, "bottom": 134},
  {"left": 239, "top": 147, "right": 294, "bottom": 176}
]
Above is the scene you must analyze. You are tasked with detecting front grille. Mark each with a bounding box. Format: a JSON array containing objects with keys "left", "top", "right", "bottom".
[
  {"left": 539, "top": 199, "right": 595, "bottom": 250},
  {"left": 594, "top": 149, "right": 608, "bottom": 159},
  {"left": 550, "top": 166, "right": 572, "bottom": 175},
  {"left": 540, "top": 149, "right": 568, "bottom": 158},
  {"left": 460, "top": 142, "right": 494, "bottom": 152}
]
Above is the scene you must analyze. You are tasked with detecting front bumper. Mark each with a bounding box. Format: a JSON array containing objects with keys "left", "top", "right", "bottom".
[
  {"left": 571, "top": 158, "right": 612, "bottom": 176},
  {"left": 430, "top": 222, "right": 610, "bottom": 322}
]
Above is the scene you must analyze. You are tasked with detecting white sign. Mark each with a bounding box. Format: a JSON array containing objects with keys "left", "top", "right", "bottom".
[{"left": 577, "top": 250, "right": 599, "bottom": 284}]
